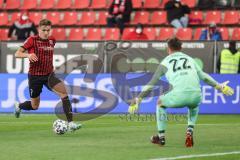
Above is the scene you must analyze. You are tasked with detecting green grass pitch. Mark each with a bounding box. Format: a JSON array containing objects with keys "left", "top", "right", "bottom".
[{"left": 0, "top": 114, "right": 240, "bottom": 160}]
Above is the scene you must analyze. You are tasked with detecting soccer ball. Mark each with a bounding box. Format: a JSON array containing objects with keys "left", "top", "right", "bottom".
[{"left": 52, "top": 119, "right": 68, "bottom": 135}]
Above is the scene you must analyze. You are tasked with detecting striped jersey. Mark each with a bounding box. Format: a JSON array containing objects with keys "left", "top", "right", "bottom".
[{"left": 22, "top": 35, "right": 56, "bottom": 75}]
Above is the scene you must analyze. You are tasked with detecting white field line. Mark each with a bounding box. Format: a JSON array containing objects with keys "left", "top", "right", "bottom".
[{"left": 150, "top": 151, "right": 240, "bottom": 160}]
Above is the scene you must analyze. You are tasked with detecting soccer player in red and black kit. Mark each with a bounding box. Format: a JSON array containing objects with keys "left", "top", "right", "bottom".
[{"left": 14, "top": 19, "right": 81, "bottom": 132}]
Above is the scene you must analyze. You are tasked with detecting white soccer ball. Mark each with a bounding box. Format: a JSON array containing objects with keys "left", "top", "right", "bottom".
[{"left": 53, "top": 119, "right": 68, "bottom": 135}]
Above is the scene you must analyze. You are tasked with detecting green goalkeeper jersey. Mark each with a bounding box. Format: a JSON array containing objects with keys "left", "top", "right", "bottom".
[
  {"left": 161, "top": 52, "right": 201, "bottom": 92},
  {"left": 139, "top": 51, "right": 218, "bottom": 99}
]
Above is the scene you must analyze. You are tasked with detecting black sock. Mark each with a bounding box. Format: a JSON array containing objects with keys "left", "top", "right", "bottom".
[
  {"left": 19, "top": 101, "right": 34, "bottom": 110},
  {"left": 159, "top": 130, "right": 165, "bottom": 134},
  {"left": 61, "top": 96, "right": 73, "bottom": 122}
]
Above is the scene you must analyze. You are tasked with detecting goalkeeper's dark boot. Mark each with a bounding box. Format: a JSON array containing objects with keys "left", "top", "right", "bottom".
[
  {"left": 151, "top": 135, "right": 165, "bottom": 146},
  {"left": 185, "top": 130, "right": 194, "bottom": 147}
]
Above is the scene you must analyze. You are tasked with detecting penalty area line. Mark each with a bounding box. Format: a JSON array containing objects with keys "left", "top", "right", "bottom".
[{"left": 150, "top": 151, "right": 240, "bottom": 160}]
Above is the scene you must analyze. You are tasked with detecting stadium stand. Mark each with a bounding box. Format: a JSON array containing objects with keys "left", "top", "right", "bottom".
[
  {"left": 5, "top": 0, "right": 21, "bottom": 10},
  {"left": 176, "top": 28, "right": 193, "bottom": 40},
  {"left": 79, "top": 12, "right": 96, "bottom": 25},
  {"left": 131, "top": 11, "right": 150, "bottom": 24},
  {"left": 72, "top": 0, "right": 90, "bottom": 9},
  {"left": 38, "top": 0, "right": 55, "bottom": 9},
  {"left": 157, "top": 27, "right": 174, "bottom": 40},
  {"left": 0, "top": 29, "right": 9, "bottom": 40},
  {"left": 218, "top": 27, "right": 229, "bottom": 40},
  {"left": 0, "top": 0, "right": 3, "bottom": 8},
  {"left": 52, "top": 28, "right": 66, "bottom": 40},
  {"left": 181, "top": 0, "right": 197, "bottom": 8},
  {"left": 0, "top": 12, "right": 8, "bottom": 26},
  {"left": 189, "top": 11, "right": 203, "bottom": 25},
  {"left": 0, "top": 0, "right": 240, "bottom": 41},
  {"left": 46, "top": 12, "right": 61, "bottom": 25},
  {"left": 68, "top": 28, "right": 84, "bottom": 41},
  {"left": 29, "top": 12, "right": 43, "bottom": 25},
  {"left": 9, "top": 12, "right": 21, "bottom": 25},
  {"left": 144, "top": 0, "right": 160, "bottom": 8},
  {"left": 61, "top": 12, "right": 78, "bottom": 26},
  {"left": 193, "top": 27, "right": 204, "bottom": 40},
  {"left": 55, "top": 0, "right": 72, "bottom": 9},
  {"left": 150, "top": 11, "right": 167, "bottom": 25},
  {"left": 222, "top": 11, "right": 239, "bottom": 25},
  {"left": 85, "top": 28, "right": 102, "bottom": 40},
  {"left": 96, "top": 12, "right": 108, "bottom": 25},
  {"left": 21, "top": 0, "right": 38, "bottom": 10},
  {"left": 204, "top": 11, "right": 222, "bottom": 25},
  {"left": 232, "top": 28, "right": 240, "bottom": 40},
  {"left": 104, "top": 28, "right": 120, "bottom": 40},
  {"left": 91, "top": 0, "right": 108, "bottom": 9},
  {"left": 143, "top": 27, "right": 157, "bottom": 40},
  {"left": 132, "top": 0, "right": 143, "bottom": 8}
]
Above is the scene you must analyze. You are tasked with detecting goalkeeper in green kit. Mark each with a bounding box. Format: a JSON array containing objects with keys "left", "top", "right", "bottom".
[{"left": 128, "top": 38, "right": 234, "bottom": 147}]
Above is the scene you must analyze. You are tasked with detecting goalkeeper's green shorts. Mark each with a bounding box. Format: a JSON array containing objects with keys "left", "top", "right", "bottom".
[{"left": 159, "top": 91, "right": 202, "bottom": 109}]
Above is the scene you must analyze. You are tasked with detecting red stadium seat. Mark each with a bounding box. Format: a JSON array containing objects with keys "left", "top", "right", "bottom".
[
  {"left": 91, "top": 0, "right": 107, "bottom": 8},
  {"left": 132, "top": 0, "right": 143, "bottom": 8},
  {"left": 85, "top": 28, "right": 102, "bottom": 40},
  {"left": 143, "top": 27, "right": 157, "bottom": 40},
  {"left": 5, "top": 0, "right": 21, "bottom": 9},
  {"left": 204, "top": 11, "right": 221, "bottom": 25},
  {"left": 151, "top": 11, "right": 167, "bottom": 25},
  {"left": 232, "top": 28, "right": 240, "bottom": 40},
  {"left": 189, "top": 11, "right": 203, "bottom": 25},
  {"left": 96, "top": 12, "right": 108, "bottom": 25},
  {"left": 222, "top": 11, "right": 239, "bottom": 25},
  {"left": 159, "top": 0, "right": 169, "bottom": 8},
  {"left": 181, "top": 0, "right": 196, "bottom": 8},
  {"left": 104, "top": 28, "right": 120, "bottom": 40},
  {"left": 144, "top": 0, "right": 160, "bottom": 8},
  {"left": 218, "top": 27, "right": 229, "bottom": 40},
  {"left": 176, "top": 28, "right": 193, "bottom": 40},
  {"left": 0, "top": 13, "right": 9, "bottom": 26},
  {"left": 9, "top": 12, "right": 21, "bottom": 25},
  {"left": 0, "top": 29, "right": 9, "bottom": 40},
  {"left": 0, "top": 0, "right": 3, "bottom": 8},
  {"left": 79, "top": 12, "right": 95, "bottom": 25},
  {"left": 122, "top": 28, "right": 135, "bottom": 40},
  {"left": 132, "top": 11, "right": 150, "bottom": 24},
  {"left": 38, "top": 0, "right": 55, "bottom": 9},
  {"left": 72, "top": 0, "right": 90, "bottom": 9},
  {"left": 55, "top": 0, "right": 72, "bottom": 9},
  {"left": 46, "top": 12, "right": 60, "bottom": 25},
  {"left": 21, "top": 0, "right": 38, "bottom": 10},
  {"left": 193, "top": 28, "right": 204, "bottom": 40},
  {"left": 29, "top": 12, "right": 43, "bottom": 25},
  {"left": 52, "top": 28, "right": 66, "bottom": 40},
  {"left": 157, "top": 28, "right": 174, "bottom": 40},
  {"left": 61, "top": 12, "right": 78, "bottom": 25},
  {"left": 68, "top": 28, "right": 84, "bottom": 40}
]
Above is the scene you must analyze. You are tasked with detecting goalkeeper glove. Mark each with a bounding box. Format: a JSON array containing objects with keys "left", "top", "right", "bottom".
[
  {"left": 215, "top": 81, "right": 234, "bottom": 96},
  {"left": 128, "top": 98, "right": 142, "bottom": 114}
]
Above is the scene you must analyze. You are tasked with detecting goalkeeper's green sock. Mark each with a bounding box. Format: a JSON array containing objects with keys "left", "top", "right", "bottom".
[
  {"left": 188, "top": 107, "right": 199, "bottom": 127},
  {"left": 156, "top": 106, "right": 167, "bottom": 134}
]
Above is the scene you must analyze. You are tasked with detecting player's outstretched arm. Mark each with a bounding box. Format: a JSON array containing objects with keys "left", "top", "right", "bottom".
[
  {"left": 128, "top": 64, "right": 166, "bottom": 114},
  {"left": 15, "top": 47, "right": 38, "bottom": 62},
  {"left": 196, "top": 65, "right": 234, "bottom": 96}
]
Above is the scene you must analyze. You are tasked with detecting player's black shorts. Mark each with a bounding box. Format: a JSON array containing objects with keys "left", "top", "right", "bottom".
[{"left": 28, "top": 73, "right": 61, "bottom": 98}]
